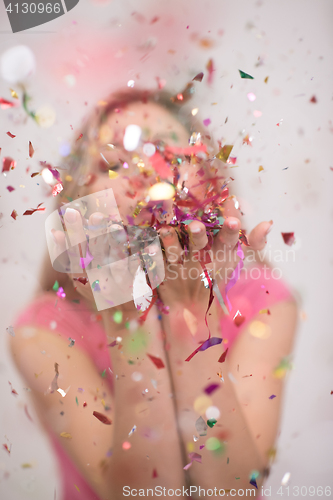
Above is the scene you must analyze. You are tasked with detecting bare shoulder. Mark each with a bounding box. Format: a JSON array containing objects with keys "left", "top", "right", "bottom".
[{"left": 9, "top": 325, "right": 114, "bottom": 498}]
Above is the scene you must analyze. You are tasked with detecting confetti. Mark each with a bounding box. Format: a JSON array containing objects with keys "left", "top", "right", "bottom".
[
  {"left": 76, "top": 133, "right": 83, "bottom": 141},
  {"left": 207, "top": 418, "right": 217, "bottom": 428},
  {"left": 108, "top": 169, "right": 119, "bottom": 179},
  {"left": 93, "top": 411, "right": 112, "bottom": 425},
  {"left": 310, "top": 95, "right": 317, "bottom": 103},
  {"left": 128, "top": 425, "right": 137, "bottom": 436},
  {"left": 206, "top": 59, "right": 215, "bottom": 84},
  {"left": 23, "top": 202, "right": 45, "bottom": 216},
  {"left": 9, "top": 381, "right": 18, "bottom": 395},
  {"left": 2, "top": 157, "right": 16, "bottom": 172},
  {"left": 52, "top": 183, "right": 63, "bottom": 197},
  {"left": 3, "top": 443, "right": 11, "bottom": 454},
  {"left": 218, "top": 348, "right": 228, "bottom": 363},
  {"left": 269, "top": 394, "right": 277, "bottom": 400},
  {"left": 6, "top": 185, "right": 15, "bottom": 192},
  {"left": 281, "top": 472, "right": 291, "bottom": 485},
  {"left": 152, "top": 468, "right": 158, "bottom": 478},
  {"left": 6, "top": 326, "right": 15, "bottom": 337},
  {"left": 250, "top": 479, "right": 258, "bottom": 489},
  {"left": 46, "top": 363, "right": 59, "bottom": 394},
  {"left": 11, "top": 210, "right": 18, "bottom": 220},
  {"left": 68, "top": 338, "right": 75, "bottom": 347},
  {"left": 60, "top": 432, "right": 72, "bottom": 439},
  {"left": 10, "top": 89, "right": 18, "bottom": 99},
  {"left": 195, "top": 416, "right": 208, "bottom": 436},
  {"left": 216, "top": 145, "right": 233, "bottom": 162},
  {"left": 204, "top": 383, "right": 220, "bottom": 395},
  {"left": 258, "top": 165, "right": 264, "bottom": 172},
  {"left": 233, "top": 310, "right": 245, "bottom": 327},
  {"left": 281, "top": 232, "right": 295, "bottom": 246},
  {"left": 203, "top": 118, "right": 211, "bottom": 126},
  {"left": 6, "top": 131, "right": 16, "bottom": 138},
  {"left": 0, "top": 97, "right": 16, "bottom": 109},
  {"left": 147, "top": 353, "right": 165, "bottom": 369},
  {"left": 28, "top": 141, "right": 34, "bottom": 158},
  {"left": 192, "top": 72, "right": 204, "bottom": 82},
  {"left": 239, "top": 70, "right": 254, "bottom": 79},
  {"left": 185, "top": 337, "right": 222, "bottom": 362}
]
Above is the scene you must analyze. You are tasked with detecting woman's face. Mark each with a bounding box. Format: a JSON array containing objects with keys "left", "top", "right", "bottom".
[{"left": 86, "top": 100, "right": 209, "bottom": 225}]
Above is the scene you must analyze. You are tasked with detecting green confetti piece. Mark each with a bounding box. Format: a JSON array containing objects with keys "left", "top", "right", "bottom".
[
  {"left": 113, "top": 311, "right": 123, "bottom": 324},
  {"left": 72, "top": 299, "right": 80, "bottom": 304},
  {"left": 75, "top": 397, "right": 79, "bottom": 406},
  {"left": 207, "top": 418, "right": 217, "bottom": 428},
  {"left": 128, "top": 360, "right": 135, "bottom": 365},
  {"left": 101, "top": 369, "right": 106, "bottom": 378},
  {"left": 239, "top": 69, "right": 254, "bottom": 79},
  {"left": 52, "top": 280, "right": 59, "bottom": 292},
  {"left": 125, "top": 321, "right": 130, "bottom": 330},
  {"left": 213, "top": 216, "right": 225, "bottom": 235},
  {"left": 92, "top": 280, "right": 100, "bottom": 290},
  {"left": 182, "top": 219, "right": 194, "bottom": 225}
]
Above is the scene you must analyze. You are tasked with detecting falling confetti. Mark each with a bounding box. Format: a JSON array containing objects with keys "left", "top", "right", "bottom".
[
  {"left": 6, "top": 326, "right": 15, "bottom": 337},
  {"left": 218, "top": 348, "right": 228, "bottom": 363},
  {"left": 11, "top": 209, "right": 18, "bottom": 220},
  {"left": 269, "top": 394, "right": 277, "bottom": 400},
  {"left": 0, "top": 97, "right": 16, "bottom": 109},
  {"left": 195, "top": 416, "right": 208, "bottom": 436},
  {"left": 52, "top": 183, "right": 63, "bottom": 197},
  {"left": 128, "top": 425, "right": 137, "bottom": 436},
  {"left": 60, "top": 432, "right": 72, "bottom": 439},
  {"left": 204, "top": 383, "right": 220, "bottom": 395},
  {"left": 46, "top": 363, "right": 59, "bottom": 394},
  {"left": 192, "top": 72, "right": 204, "bottom": 82},
  {"left": 239, "top": 70, "right": 254, "bottom": 79},
  {"left": 281, "top": 232, "right": 295, "bottom": 246},
  {"left": 147, "top": 353, "right": 165, "bottom": 369},
  {"left": 28, "top": 141, "right": 34, "bottom": 158},
  {"left": 68, "top": 338, "right": 75, "bottom": 347},
  {"left": 2, "top": 157, "right": 16, "bottom": 172},
  {"left": 23, "top": 202, "right": 45, "bottom": 216},
  {"left": 6, "top": 131, "right": 16, "bottom": 138},
  {"left": 93, "top": 411, "right": 112, "bottom": 425},
  {"left": 216, "top": 145, "right": 233, "bottom": 162},
  {"left": 6, "top": 186, "right": 15, "bottom": 192},
  {"left": 76, "top": 133, "right": 83, "bottom": 141}
]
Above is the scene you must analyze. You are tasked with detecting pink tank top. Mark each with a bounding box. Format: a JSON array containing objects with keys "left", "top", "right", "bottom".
[{"left": 13, "top": 264, "right": 293, "bottom": 500}]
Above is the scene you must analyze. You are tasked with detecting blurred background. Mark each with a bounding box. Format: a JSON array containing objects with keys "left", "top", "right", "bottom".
[{"left": 0, "top": 0, "right": 332, "bottom": 498}]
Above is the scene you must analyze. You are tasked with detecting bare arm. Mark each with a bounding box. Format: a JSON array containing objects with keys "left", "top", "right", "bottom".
[{"left": 9, "top": 326, "right": 115, "bottom": 500}]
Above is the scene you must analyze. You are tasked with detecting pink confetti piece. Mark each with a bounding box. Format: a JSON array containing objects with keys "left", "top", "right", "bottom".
[
  {"left": 204, "top": 383, "right": 220, "bottom": 395},
  {"left": 23, "top": 203, "right": 45, "bottom": 216},
  {"left": 2, "top": 157, "right": 16, "bottom": 172},
  {"left": 6, "top": 186, "right": 15, "bottom": 192},
  {"left": 149, "top": 151, "right": 171, "bottom": 179},
  {"left": 0, "top": 97, "right": 16, "bottom": 109},
  {"left": 79, "top": 248, "right": 94, "bottom": 269},
  {"left": 203, "top": 118, "right": 211, "bottom": 127},
  {"left": 52, "top": 183, "right": 63, "bottom": 197}
]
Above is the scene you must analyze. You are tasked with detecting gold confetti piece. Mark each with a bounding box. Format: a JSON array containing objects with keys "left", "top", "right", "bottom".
[
  {"left": 10, "top": 89, "right": 19, "bottom": 99},
  {"left": 183, "top": 308, "right": 198, "bottom": 336},
  {"left": 258, "top": 165, "right": 264, "bottom": 172},
  {"left": 108, "top": 169, "right": 119, "bottom": 179},
  {"left": 74, "top": 485, "right": 80, "bottom": 492},
  {"left": 21, "top": 463, "right": 32, "bottom": 468},
  {"left": 264, "top": 76, "right": 269, "bottom": 84},
  {"left": 216, "top": 145, "right": 233, "bottom": 162},
  {"left": 60, "top": 432, "right": 72, "bottom": 439},
  {"left": 259, "top": 309, "right": 268, "bottom": 314},
  {"left": 65, "top": 175, "right": 73, "bottom": 182},
  {"left": 249, "top": 320, "right": 271, "bottom": 339}
]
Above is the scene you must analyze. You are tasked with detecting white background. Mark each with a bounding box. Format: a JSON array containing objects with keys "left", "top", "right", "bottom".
[{"left": 0, "top": 0, "right": 332, "bottom": 498}]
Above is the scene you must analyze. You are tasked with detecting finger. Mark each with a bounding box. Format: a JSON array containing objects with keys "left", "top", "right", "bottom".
[
  {"left": 159, "top": 227, "right": 183, "bottom": 264},
  {"left": 187, "top": 221, "right": 208, "bottom": 251},
  {"left": 86, "top": 212, "right": 109, "bottom": 268},
  {"left": 218, "top": 217, "right": 241, "bottom": 248},
  {"left": 50, "top": 229, "right": 71, "bottom": 273},
  {"left": 248, "top": 220, "right": 273, "bottom": 251}
]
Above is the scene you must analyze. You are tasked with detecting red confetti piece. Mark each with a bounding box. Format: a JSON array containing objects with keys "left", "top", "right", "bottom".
[
  {"left": 76, "top": 133, "right": 83, "bottom": 141},
  {"left": 6, "top": 131, "right": 16, "bottom": 138},
  {"left": 9, "top": 381, "right": 18, "bottom": 395},
  {"left": 29, "top": 141, "right": 34, "bottom": 158},
  {"left": 11, "top": 209, "right": 18, "bottom": 220},
  {"left": 6, "top": 186, "right": 15, "bottom": 192},
  {"left": 73, "top": 276, "right": 89, "bottom": 285},
  {"left": 52, "top": 183, "right": 63, "bottom": 197},
  {"left": 93, "top": 411, "right": 112, "bottom": 425},
  {"left": 3, "top": 443, "right": 11, "bottom": 454},
  {"left": 0, "top": 97, "right": 16, "bottom": 109},
  {"left": 233, "top": 310, "right": 246, "bottom": 327},
  {"left": 192, "top": 72, "right": 204, "bottom": 82},
  {"left": 2, "top": 157, "right": 16, "bottom": 172},
  {"left": 152, "top": 468, "right": 158, "bottom": 478},
  {"left": 281, "top": 232, "right": 295, "bottom": 246},
  {"left": 310, "top": 95, "right": 317, "bottom": 103},
  {"left": 23, "top": 202, "right": 45, "bottom": 216},
  {"left": 147, "top": 353, "right": 165, "bottom": 369},
  {"left": 83, "top": 402, "right": 87, "bottom": 407},
  {"left": 150, "top": 16, "right": 159, "bottom": 24},
  {"left": 218, "top": 348, "right": 228, "bottom": 363},
  {"left": 31, "top": 172, "right": 40, "bottom": 178},
  {"left": 204, "top": 383, "right": 220, "bottom": 395}
]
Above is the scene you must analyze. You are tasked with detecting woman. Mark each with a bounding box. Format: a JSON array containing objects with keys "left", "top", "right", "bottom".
[{"left": 10, "top": 86, "right": 298, "bottom": 499}]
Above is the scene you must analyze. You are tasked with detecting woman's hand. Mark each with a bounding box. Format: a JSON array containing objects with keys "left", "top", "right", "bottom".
[{"left": 157, "top": 217, "right": 273, "bottom": 311}]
